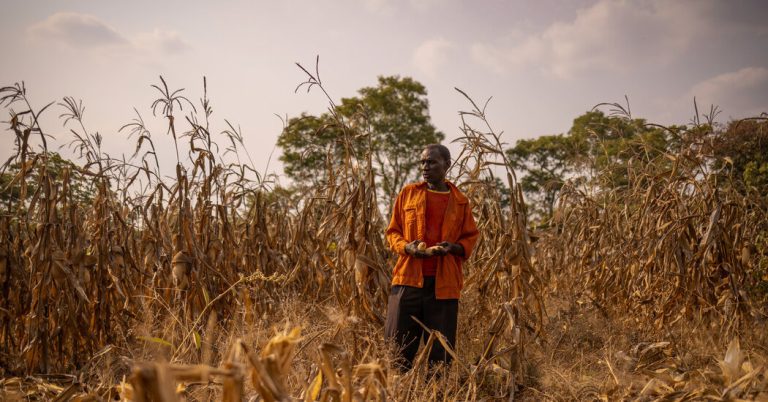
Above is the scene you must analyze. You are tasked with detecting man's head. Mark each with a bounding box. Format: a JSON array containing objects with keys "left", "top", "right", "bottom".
[{"left": 420, "top": 144, "right": 451, "bottom": 186}]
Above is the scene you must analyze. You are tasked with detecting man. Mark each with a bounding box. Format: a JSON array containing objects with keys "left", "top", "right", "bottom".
[{"left": 384, "top": 144, "right": 480, "bottom": 370}]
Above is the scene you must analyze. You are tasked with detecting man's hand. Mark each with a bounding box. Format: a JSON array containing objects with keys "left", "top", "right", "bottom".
[
  {"left": 437, "top": 241, "right": 464, "bottom": 257},
  {"left": 405, "top": 240, "right": 431, "bottom": 258},
  {"left": 406, "top": 240, "right": 462, "bottom": 258}
]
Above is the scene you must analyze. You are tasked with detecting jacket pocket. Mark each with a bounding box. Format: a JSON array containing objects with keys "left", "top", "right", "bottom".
[
  {"left": 404, "top": 207, "right": 416, "bottom": 221},
  {"left": 404, "top": 206, "right": 417, "bottom": 239}
]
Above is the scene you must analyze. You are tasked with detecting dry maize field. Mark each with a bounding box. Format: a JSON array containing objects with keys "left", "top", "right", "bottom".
[{"left": 0, "top": 76, "right": 767, "bottom": 401}]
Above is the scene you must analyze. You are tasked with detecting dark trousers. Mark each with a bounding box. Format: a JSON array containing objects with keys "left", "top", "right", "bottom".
[{"left": 384, "top": 277, "right": 458, "bottom": 370}]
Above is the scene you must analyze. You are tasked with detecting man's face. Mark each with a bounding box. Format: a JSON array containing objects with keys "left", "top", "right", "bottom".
[{"left": 420, "top": 148, "right": 449, "bottom": 185}]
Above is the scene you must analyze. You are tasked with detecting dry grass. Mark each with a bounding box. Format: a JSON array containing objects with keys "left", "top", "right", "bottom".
[{"left": 0, "top": 74, "right": 766, "bottom": 401}]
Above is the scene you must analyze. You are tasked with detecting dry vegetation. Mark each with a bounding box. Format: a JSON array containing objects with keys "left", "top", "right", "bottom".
[{"left": 0, "top": 70, "right": 766, "bottom": 401}]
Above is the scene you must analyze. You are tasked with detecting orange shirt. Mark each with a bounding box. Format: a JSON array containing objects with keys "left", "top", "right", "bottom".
[
  {"left": 386, "top": 181, "right": 480, "bottom": 299},
  {"left": 422, "top": 189, "right": 450, "bottom": 276}
]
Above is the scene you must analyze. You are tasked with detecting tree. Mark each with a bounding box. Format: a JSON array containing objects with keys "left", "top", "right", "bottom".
[
  {"left": 507, "top": 110, "right": 672, "bottom": 223},
  {"left": 277, "top": 113, "right": 346, "bottom": 186},
  {"left": 0, "top": 152, "right": 95, "bottom": 207},
  {"left": 277, "top": 76, "right": 444, "bottom": 210},
  {"left": 568, "top": 110, "right": 669, "bottom": 188},
  {"left": 507, "top": 134, "right": 576, "bottom": 223},
  {"left": 712, "top": 119, "right": 768, "bottom": 194}
]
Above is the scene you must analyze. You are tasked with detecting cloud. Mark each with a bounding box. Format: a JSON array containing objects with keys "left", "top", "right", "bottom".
[
  {"left": 413, "top": 38, "right": 453, "bottom": 78},
  {"left": 362, "top": 0, "right": 395, "bottom": 14},
  {"left": 135, "top": 29, "right": 191, "bottom": 54},
  {"left": 408, "top": 0, "right": 444, "bottom": 12},
  {"left": 27, "top": 12, "right": 190, "bottom": 56},
  {"left": 361, "top": 0, "right": 450, "bottom": 14},
  {"left": 687, "top": 67, "right": 768, "bottom": 116},
  {"left": 27, "top": 12, "right": 128, "bottom": 48},
  {"left": 471, "top": 0, "right": 717, "bottom": 78}
]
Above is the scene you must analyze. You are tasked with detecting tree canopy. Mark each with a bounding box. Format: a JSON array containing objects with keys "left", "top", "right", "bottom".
[
  {"left": 508, "top": 110, "right": 672, "bottom": 224},
  {"left": 712, "top": 119, "right": 768, "bottom": 194},
  {"left": 277, "top": 76, "right": 444, "bottom": 210},
  {"left": 506, "top": 133, "right": 575, "bottom": 221},
  {"left": 0, "top": 152, "right": 95, "bottom": 208},
  {"left": 508, "top": 108, "right": 767, "bottom": 225}
]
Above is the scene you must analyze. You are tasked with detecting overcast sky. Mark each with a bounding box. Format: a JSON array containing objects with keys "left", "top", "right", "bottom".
[{"left": 2, "top": 0, "right": 767, "bottom": 180}]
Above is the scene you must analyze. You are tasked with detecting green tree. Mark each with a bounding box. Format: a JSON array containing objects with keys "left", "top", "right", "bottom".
[
  {"left": 712, "top": 119, "right": 768, "bottom": 194},
  {"left": 277, "top": 113, "right": 346, "bottom": 186},
  {"left": 507, "top": 110, "right": 672, "bottom": 222},
  {"left": 277, "top": 76, "right": 444, "bottom": 210},
  {"left": 506, "top": 134, "right": 576, "bottom": 223},
  {"left": 0, "top": 152, "right": 95, "bottom": 207},
  {"left": 569, "top": 110, "right": 669, "bottom": 188}
]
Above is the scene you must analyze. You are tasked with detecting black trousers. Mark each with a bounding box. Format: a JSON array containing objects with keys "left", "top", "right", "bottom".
[{"left": 384, "top": 277, "right": 458, "bottom": 370}]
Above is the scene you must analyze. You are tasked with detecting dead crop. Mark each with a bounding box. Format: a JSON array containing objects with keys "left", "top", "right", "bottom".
[{"left": 0, "top": 71, "right": 766, "bottom": 401}]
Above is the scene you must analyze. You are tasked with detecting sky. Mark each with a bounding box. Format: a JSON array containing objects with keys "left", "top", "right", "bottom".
[{"left": 1, "top": 0, "right": 767, "bottom": 181}]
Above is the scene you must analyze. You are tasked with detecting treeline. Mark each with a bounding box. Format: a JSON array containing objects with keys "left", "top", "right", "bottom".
[
  {"left": 274, "top": 76, "right": 768, "bottom": 225},
  {"left": 508, "top": 108, "right": 768, "bottom": 223},
  {"left": 3, "top": 77, "right": 766, "bottom": 227}
]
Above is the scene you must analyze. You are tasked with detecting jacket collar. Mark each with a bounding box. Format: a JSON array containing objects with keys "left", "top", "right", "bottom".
[{"left": 416, "top": 180, "right": 468, "bottom": 204}]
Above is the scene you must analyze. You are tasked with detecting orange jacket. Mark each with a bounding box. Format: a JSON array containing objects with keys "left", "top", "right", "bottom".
[{"left": 386, "top": 181, "right": 480, "bottom": 299}]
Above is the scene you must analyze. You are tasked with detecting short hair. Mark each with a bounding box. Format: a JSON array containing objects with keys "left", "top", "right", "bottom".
[{"left": 425, "top": 144, "right": 451, "bottom": 164}]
